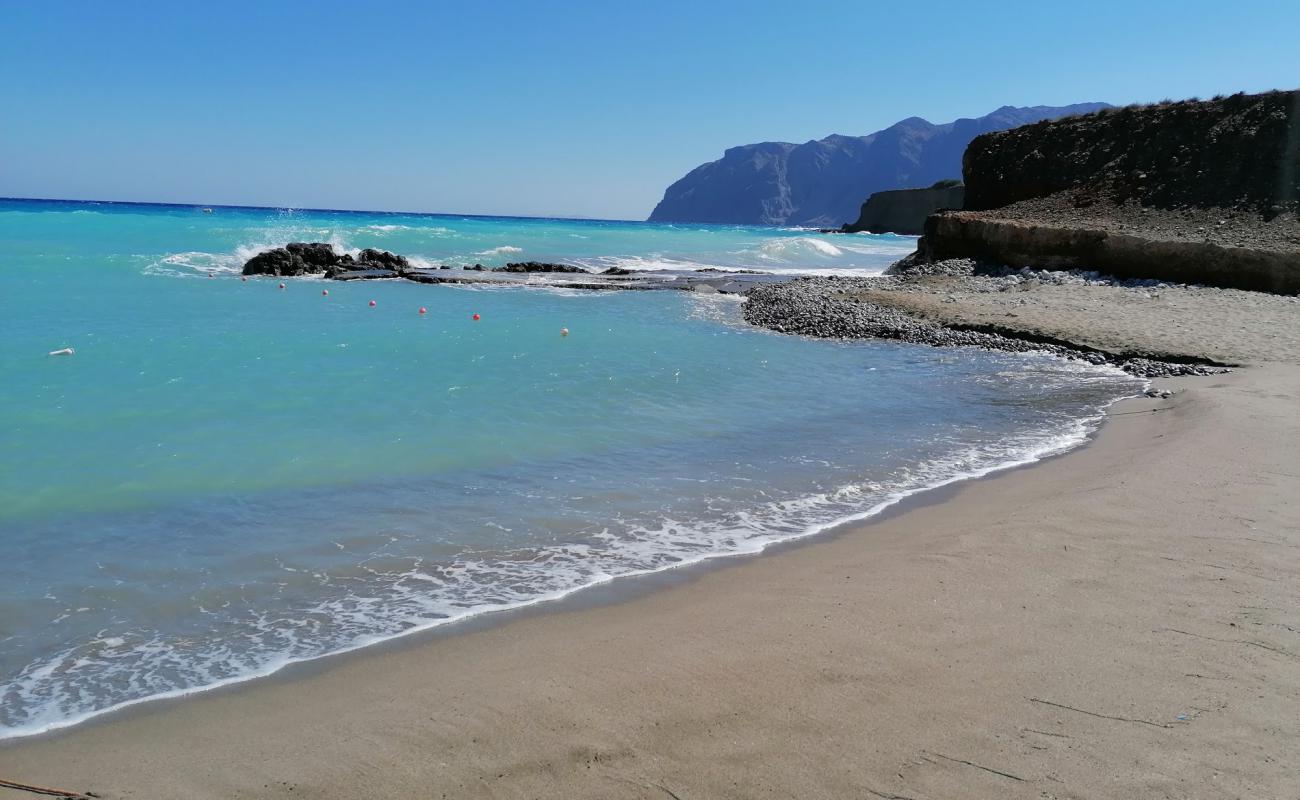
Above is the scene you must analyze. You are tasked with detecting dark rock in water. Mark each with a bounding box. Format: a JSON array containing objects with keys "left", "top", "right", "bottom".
[
  {"left": 696, "top": 267, "right": 766, "bottom": 274},
  {"left": 330, "top": 269, "right": 399, "bottom": 281},
  {"left": 357, "top": 248, "right": 410, "bottom": 272},
  {"left": 242, "top": 247, "right": 308, "bottom": 276},
  {"left": 242, "top": 242, "right": 411, "bottom": 277},
  {"left": 237, "top": 244, "right": 773, "bottom": 295},
  {"left": 494, "top": 262, "right": 589, "bottom": 274},
  {"left": 285, "top": 242, "right": 338, "bottom": 270}
]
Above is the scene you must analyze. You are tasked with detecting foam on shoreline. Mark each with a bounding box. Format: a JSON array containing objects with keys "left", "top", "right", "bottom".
[{"left": 0, "top": 367, "right": 1134, "bottom": 741}]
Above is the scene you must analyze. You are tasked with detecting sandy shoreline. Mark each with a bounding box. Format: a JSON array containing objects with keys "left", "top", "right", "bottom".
[{"left": 2, "top": 353, "right": 1296, "bottom": 798}]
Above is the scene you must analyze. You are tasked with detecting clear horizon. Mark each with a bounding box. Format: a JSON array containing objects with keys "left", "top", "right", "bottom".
[{"left": 3, "top": 0, "right": 1298, "bottom": 220}]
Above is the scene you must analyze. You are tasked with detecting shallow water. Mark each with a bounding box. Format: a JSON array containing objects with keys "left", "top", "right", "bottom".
[{"left": 0, "top": 199, "right": 1142, "bottom": 737}]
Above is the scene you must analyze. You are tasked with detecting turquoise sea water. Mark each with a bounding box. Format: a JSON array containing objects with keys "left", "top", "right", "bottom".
[{"left": 0, "top": 199, "right": 1142, "bottom": 738}]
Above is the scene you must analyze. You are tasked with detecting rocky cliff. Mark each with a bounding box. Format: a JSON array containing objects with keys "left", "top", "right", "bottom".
[
  {"left": 648, "top": 104, "right": 1110, "bottom": 227},
  {"left": 919, "top": 90, "right": 1300, "bottom": 293},
  {"left": 841, "top": 181, "right": 965, "bottom": 235},
  {"left": 961, "top": 90, "right": 1300, "bottom": 216}
]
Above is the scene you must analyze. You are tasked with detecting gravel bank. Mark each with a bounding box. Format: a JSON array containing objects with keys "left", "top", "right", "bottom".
[{"left": 740, "top": 261, "right": 1268, "bottom": 377}]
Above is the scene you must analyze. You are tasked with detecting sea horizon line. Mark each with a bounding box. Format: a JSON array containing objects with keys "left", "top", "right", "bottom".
[{"left": 0, "top": 195, "right": 655, "bottom": 227}]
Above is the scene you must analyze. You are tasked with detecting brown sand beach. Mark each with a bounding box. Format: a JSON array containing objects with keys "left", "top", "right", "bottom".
[{"left": 1, "top": 278, "right": 1297, "bottom": 799}]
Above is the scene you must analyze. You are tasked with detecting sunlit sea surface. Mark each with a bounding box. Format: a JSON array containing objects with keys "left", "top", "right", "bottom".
[{"left": 0, "top": 199, "right": 1142, "bottom": 737}]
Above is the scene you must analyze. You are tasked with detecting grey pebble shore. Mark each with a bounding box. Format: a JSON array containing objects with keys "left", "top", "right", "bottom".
[{"left": 742, "top": 258, "right": 1228, "bottom": 378}]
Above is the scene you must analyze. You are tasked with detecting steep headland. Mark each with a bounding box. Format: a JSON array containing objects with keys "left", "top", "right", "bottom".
[
  {"left": 919, "top": 90, "right": 1300, "bottom": 292},
  {"left": 839, "top": 180, "right": 965, "bottom": 235},
  {"left": 647, "top": 103, "right": 1109, "bottom": 226},
  {"left": 961, "top": 91, "right": 1300, "bottom": 215}
]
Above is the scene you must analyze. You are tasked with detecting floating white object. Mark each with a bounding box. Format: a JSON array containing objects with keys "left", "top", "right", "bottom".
[{"left": 48, "top": 347, "right": 75, "bottom": 356}]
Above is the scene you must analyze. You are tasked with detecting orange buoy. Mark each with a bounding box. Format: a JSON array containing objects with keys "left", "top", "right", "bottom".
[
  {"left": 419, "top": 307, "right": 427, "bottom": 315},
  {"left": 472, "top": 313, "right": 480, "bottom": 321},
  {"left": 369, "top": 299, "right": 377, "bottom": 307}
]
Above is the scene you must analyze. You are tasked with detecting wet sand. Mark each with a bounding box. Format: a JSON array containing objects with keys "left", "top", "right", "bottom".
[{"left": 1, "top": 355, "right": 1296, "bottom": 798}]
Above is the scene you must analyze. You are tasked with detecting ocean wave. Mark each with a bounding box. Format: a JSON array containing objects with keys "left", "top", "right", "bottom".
[
  {"left": 756, "top": 236, "right": 845, "bottom": 259},
  {"left": 362, "top": 224, "right": 454, "bottom": 236},
  {"left": 147, "top": 234, "right": 362, "bottom": 278},
  {"left": 475, "top": 245, "right": 524, "bottom": 256},
  {"left": 743, "top": 235, "right": 916, "bottom": 264}
]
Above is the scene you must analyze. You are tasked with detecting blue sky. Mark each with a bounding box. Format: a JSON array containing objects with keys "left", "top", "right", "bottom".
[{"left": 3, "top": 0, "right": 1297, "bottom": 220}]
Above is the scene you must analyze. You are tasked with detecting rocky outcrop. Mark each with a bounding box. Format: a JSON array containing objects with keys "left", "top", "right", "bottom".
[
  {"left": 647, "top": 104, "right": 1109, "bottom": 227},
  {"left": 961, "top": 90, "right": 1300, "bottom": 216},
  {"left": 493, "top": 262, "right": 588, "bottom": 274},
  {"left": 239, "top": 247, "right": 771, "bottom": 294},
  {"left": 241, "top": 243, "right": 410, "bottom": 277},
  {"left": 841, "top": 182, "right": 965, "bottom": 235},
  {"left": 919, "top": 212, "right": 1300, "bottom": 293},
  {"left": 918, "top": 90, "right": 1300, "bottom": 294}
]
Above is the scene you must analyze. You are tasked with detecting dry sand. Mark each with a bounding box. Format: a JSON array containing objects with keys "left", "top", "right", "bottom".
[{"left": 2, "top": 295, "right": 1297, "bottom": 799}]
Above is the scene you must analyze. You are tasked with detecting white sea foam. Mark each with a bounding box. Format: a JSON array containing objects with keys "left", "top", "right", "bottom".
[
  {"left": 363, "top": 224, "right": 454, "bottom": 236},
  {"left": 757, "top": 236, "right": 845, "bottom": 259},
  {"left": 404, "top": 255, "right": 440, "bottom": 270},
  {"left": 0, "top": 371, "right": 1134, "bottom": 741},
  {"left": 475, "top": 245, "right": 524, "bottom": 256},
  {"left": 147, "top": 233, "right": 363, "bottom": 279}
]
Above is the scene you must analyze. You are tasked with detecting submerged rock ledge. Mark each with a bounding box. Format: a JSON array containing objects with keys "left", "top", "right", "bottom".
[{"left": 240, "top": 243, "right": 772, "bottom": 293}]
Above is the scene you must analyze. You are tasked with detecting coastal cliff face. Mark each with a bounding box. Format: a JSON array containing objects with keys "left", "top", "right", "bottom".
[
  {"left": 962, "top": 90, "right": 1300, "bottom": 215},
  {"left": 920, "top": 90, "right": 1300, "bottom": 293},
  {"left": 841, "top": 183, "right": 965, "bottom": 235},
  {"left": 647, "top": 104, "right": 1110, "bottom": 227}
]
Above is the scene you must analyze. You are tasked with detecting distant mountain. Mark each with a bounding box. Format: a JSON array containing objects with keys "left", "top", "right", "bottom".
[{"left": 647, "top": 103, "right": 1112, "bottom": 227}]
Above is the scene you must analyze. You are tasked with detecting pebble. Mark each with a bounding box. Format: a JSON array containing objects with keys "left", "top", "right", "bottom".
[{"left": 744, "top": 274, "right": 1227, "bottom": 378}]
